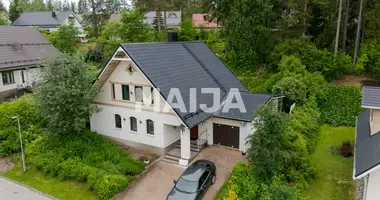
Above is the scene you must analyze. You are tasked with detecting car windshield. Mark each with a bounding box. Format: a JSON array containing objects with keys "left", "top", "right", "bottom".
[{"left": 175, "top": 177, "right": 198, "bottom": 193}]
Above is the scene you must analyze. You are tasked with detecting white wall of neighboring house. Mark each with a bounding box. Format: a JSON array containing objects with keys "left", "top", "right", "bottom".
[
  {"left": 364, "top": 168, "right": 380, "bottom": 200},
  {"left": 62, "top": 13, "right": 84, "bottom": 33},
  {"left": 90, "top": 56, "right": 183, "bottom": 154},
  {"left": 0, "top": 67, "right": 40, "bottom": 92}
]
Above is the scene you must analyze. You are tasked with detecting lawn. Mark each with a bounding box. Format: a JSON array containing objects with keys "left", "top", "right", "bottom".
[
  {"left": 77, "top": 43, "right": 95, "bottom": 53},
  {"left": 302, "top": 125, "right": 356, "bottom": 200},
  {"left": 2, "top": 165, "right": 97, "bottom": 200}
]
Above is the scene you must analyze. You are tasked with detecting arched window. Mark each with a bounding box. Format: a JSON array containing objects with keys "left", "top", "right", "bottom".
[
  {"left": 168, "top": 13, "right": 177, "bottom": 18},
  {"left": 147, "top": 119, "right": 154, "bottom": 135},
  {"left": 130, "top": 117, "right": 137, "bottom": 131},
  {"left": 115, "top": 114, "right": 122, "bottom": 128}
]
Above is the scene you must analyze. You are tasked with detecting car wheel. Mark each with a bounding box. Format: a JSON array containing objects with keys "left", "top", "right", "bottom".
[{"left": 211, "top": 174, "right": 216, "bottom": 184}]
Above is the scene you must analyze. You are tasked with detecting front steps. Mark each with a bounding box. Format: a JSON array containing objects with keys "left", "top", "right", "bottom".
[{"left": 162, "top": 140, "right": 206, "bottom": 165}]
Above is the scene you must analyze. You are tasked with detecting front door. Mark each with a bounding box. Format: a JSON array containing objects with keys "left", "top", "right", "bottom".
[{"left": 190, "top": 125, "right": 198, "bottom": 140}]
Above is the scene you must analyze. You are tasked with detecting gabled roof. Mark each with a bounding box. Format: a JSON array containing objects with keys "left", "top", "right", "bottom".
[
  {"left": 11, "top": 11, "right": 72, "bottom": 27},
  {"left": 354, "top": 109, "right": 380, "bottom": 179},
  {"left": 0, "top": 26, "right": 59, "bottom": 71},
  {"left": 362, "top": 86, "right": 380, "bottom": 108}
]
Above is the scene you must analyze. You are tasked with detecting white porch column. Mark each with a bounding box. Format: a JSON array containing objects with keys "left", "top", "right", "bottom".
[{"left": 179, "top": 128, "right": 191, "bottom": 166}]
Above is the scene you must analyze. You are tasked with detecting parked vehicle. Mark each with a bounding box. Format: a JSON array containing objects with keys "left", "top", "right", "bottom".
[{"left": 167, "top": 160, "right": 216, "bottom": 200}]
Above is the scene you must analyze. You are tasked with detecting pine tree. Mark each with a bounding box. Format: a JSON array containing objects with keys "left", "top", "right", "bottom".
[
  {"left": 152, "top": 12, "right": 164, "bottom": 31},
  {"left": 70, "top": 1, "right": 75, "bottom": 12},
  {"left": 9, "top": 0, "right": 21, "bottom": 22},
  {"left": 47, "top": 0, "right": 53, "bottom": 10}
]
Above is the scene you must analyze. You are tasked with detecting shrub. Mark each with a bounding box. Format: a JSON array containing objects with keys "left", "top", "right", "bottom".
[
  {"left": 93, "top": 174, "right": 129, "bottom": 200},
  {"left": 0, "top": 95, "right": 44, "bottom": 157},
  {"left": 84, "top": 44, "right": 104, "bottom": 63},
  {"left": 26, "top": 129, "right": 144, "bottom": 199},
  {"left": 339, "top": 141, "right": 353, "bottom": 157},
  {"left": 318, "top": 86, "right": 363, "bottom": 127},
  {"left": 355, "top": 39, "right": 380, "bottom": 78}
]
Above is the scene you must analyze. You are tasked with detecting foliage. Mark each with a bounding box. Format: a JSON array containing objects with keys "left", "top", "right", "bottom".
[
  {"left": 269, "top": 39, "right": 352, "bottom": 80},
  {"left": 302, "top": 125, "right": 355, "bottom": 200},
  {"left": 35, "top": 55, "right": 99, "bottom": 135},
  {"left": 179, "top": 18, "right": 196, "bottom": 41},
  {"left": 8, "top": 0, "right": 20, "bottom": 22},
  {"left": 53, "top": 23, "right": 79, "bottom": 54},
  {"left": 0, "top": 95, "right": 44, "bottom": 157},
  {"left": 85, "top": 44, "right": 104, "bottom": 63},
  {"left": 355, "top": 39, "right": 380, "bottom": 78},
  {"left": 215, "top": 163, "right": 301, "bottom": 200},
  {"left": 26, "top": 129, "right": 145, "bottom": 199},
  {"left": 205, "top": 30, "right": 225, "bottom": 53},
  {"left": 318, "top": 86, "right": 363, "bottom": 127},
  {"left": 152, "top": 12, "right": 164, "bottom": 31},
  {"left": 221, "top": 0, "right": 275, "bottom": 68},
  {"left": 119, "top": 9, "right": 153, "bottom": 42}
]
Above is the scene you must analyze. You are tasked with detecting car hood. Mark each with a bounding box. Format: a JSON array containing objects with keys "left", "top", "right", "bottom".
[{"left": 167, "top": 188, "right": 197, "bottom": 200}]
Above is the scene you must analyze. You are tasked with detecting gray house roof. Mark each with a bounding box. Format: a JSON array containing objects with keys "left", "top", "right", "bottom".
[
  {"left": 0, "top": 26, "right": 59, "bottom": 71},
  {"left": 11, "top": 11, "right": 72, "bottom": 27},
  {"left": 362, "top": 86, "right": 380, "bottom": 108},
  {"left": 118, "top": 42, "right": 273, "bottom": 128},
  {"left": 354, "top": 109, "right": 380, "bottom": 178}
]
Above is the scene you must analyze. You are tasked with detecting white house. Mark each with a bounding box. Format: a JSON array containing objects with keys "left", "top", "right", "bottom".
[
  {"left": 91, "top": 41, "right": 278, "bottom": 166},
  {"left": 0, "top": 26, "right": 59, "bottom": 102},
  {"left": 11, "top": 9, "right": 84, "bottom": 33}
]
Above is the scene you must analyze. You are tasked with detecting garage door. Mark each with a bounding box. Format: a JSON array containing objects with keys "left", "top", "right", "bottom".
[{"left": 213, "top": 123, "right": 239, "bottom": 149}]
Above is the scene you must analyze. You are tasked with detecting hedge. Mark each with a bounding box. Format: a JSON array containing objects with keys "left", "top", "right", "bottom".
[
  {"left": 318, "top": 86, "right": 363, "bottom": 127},
  {"left": 27, "top": 129, "right": 145, "bottom": 199}
]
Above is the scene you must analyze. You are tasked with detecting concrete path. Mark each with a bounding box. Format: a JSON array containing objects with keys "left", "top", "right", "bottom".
[{"left": 0, "top": 177, "right": 54, "bottom": 200}]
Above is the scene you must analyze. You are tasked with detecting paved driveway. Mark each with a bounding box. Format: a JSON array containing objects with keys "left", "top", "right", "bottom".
[
  {"left": 115, "top": 146, "right": 246, "bottom": 200},
  {"left": 0, "top": 177, "right": 54, "bottom": 200}
]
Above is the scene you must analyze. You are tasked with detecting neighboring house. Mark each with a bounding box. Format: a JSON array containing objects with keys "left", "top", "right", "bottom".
[
  {"left": 354, "top": 83, "right": 380, "bottom": 199},
  {"left": 192, "top": 14, "right": 220, "bottom": 29},
  {"left": 91, "top": 39, "right": 279, "bottom": 166},
  {"left": 0, "top": 26, "right": 59, "bottom": 102},
  {"left": 110, "top": 11, "right": 181, "bottom": 29},
  {"left": 11, "top": 9, "right": 84, "bottom": 33}
]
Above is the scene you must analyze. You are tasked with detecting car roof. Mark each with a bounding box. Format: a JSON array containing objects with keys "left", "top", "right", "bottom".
[{"left": 181, "top": 160, "right": 212, "bottom": 181}]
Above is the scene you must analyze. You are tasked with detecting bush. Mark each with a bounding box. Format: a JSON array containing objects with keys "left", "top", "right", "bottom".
[
  {"left": 355, "top": 39, "right": 380, "bottom": 78},
  {"left": 84, "top": 44, "right": 104, "bottom": 63},
  {"left": 93, "top": 174, "right": 129, "bottom": 200},
  {"left": 0, "top": 95, "right": 44, "bottom": 157},
  {"left": 27, "top": 129, "right": 144, "bottom": 199},
  {"left": 319, "top": 86, "right": 363, "bottom": 127}
]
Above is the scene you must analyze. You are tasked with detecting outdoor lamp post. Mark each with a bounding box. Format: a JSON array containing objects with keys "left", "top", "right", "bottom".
[{"left": 12, "top": 116, "right": 26, "bottom": 172}]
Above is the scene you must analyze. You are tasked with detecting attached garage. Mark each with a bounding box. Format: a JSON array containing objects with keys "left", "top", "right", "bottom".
[{"left": 213, "top": 123, "right": 240, "bottom": 149}]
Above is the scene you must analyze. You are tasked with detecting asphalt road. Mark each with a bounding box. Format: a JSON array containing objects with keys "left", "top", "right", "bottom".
[{"left": 0, "top": 177, "right": 54, "bottom": 200}]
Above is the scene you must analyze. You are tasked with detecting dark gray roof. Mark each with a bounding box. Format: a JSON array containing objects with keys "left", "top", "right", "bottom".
[
  {"left": 354, "top": 109, "right": 380, "bottom": 178},
  {"left": 0, "top": 26, "right": 59, "bottom": 71},
  {"left": 120, "top": 42, "right": 272, "bottom": 127},
  {"left": 11, "top": 11, "right": 72, "bottom": 27},
  {"left": 362, "top": 86, "right": 380, "bottom": 108}
]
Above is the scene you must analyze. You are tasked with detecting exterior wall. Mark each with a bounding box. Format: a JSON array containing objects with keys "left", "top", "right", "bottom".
[
  {"left": 62, "top": 13, "right": 84, "bottom": 33},
  {"left": 199, "top": 117, "right": 255, "bottom": 152},
  {"left": 0, "top": 67, "right": 40, "bottom": 102},
  {"left": 370, "top": 109, "right": 380, "bottom": 135},
  {"left": 91, "top": 54, "right": 183, "bottom": 154},
  {"left": 365, "top": 168, "right": 380, "bottom": 200}
]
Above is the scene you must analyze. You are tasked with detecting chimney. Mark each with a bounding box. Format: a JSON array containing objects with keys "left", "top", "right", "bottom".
[
  {"left": 168, "top": 32, "right": 178, "bottom": 42},
  {"left": 52, "top": 12, "right": 56, "bottom": 18}
]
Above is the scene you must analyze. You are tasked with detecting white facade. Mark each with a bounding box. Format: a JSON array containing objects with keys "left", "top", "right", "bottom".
[
  {"left": 363, "top": 169, "right": 380, "bottom": 200},
  {"left": 0, "top": 67, "right": 40, "bottom": 92},
  {"left": 91, "top": 48, "right": 258, "bottom": 165}
]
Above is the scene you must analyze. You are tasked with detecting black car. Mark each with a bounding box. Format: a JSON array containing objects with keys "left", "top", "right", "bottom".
[{"left": 167, "top": 160, "right": 216, "bottom": 200}]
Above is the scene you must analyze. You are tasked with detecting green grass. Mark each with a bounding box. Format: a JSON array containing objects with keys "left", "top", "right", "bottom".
[
  {"left": 77, "top": 43, "right": 95, "bottom": 53},
  {"left": 302, "top": 125, "right": 356, "bottom": 200},
  {"left": 3, "top": 165, "right": 97, "bottom": 200}
]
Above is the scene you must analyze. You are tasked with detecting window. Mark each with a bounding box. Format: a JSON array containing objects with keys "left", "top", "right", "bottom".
[
  {"left": 2, "top": 71, "right": 14, "bottom": 85},
  {"left": 135, "top": 86, "right": 143, "bottom": 102},
  {"left": 151, "top": 88, "right": 154, "bottom": 104},
  {"left": 112, "top": 83, "right": 115, "bottom": 99},
  {"left": 130, "top": 117, "right": 137, "bottom": 131},
  {"left": 122, "top": 85, "right": 130, "bottom": 100},
  {"left": 147, "top": 119, "right": 154, "bottom": 134},
  {"left": 115, "top": 114, "right": 122, "bottom": 129}
]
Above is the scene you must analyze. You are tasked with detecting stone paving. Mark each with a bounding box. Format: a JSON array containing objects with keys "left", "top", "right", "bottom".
[{"left": 116, "top": 146, "right": 246, "bottom": 200}]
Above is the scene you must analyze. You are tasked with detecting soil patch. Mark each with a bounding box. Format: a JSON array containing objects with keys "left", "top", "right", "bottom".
[
  {"left": 0, "top": 157, "right": 15, "bottom": 173},
  {"left": 118, "top": 145, "right": 159, "bottom": 164}
]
